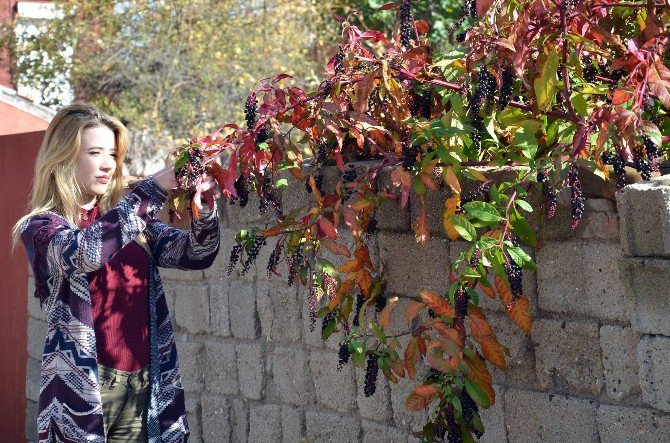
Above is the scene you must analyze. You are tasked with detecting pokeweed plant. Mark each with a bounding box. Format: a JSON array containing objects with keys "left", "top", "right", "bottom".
[{"left": 167, "top": 0, "right": 669, "bottom": 440}]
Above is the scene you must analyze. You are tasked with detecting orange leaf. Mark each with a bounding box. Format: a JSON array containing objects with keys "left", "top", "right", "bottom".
[
  {"left": 191, "top": 199, "right": 200, "bottom": 220},
  {"left": 388, "top": 352, "right": 406, "bottom": 378},
  {"left": 404, "top": 337, "right": 420, "bottom": 380},
  {"left": 354, "top": 244, "right": 374, "bottom": 270},
  {"left": 478, "top": 281, "right": 496, "bottom": 299},
  {"left": 318, "top": 217, "right": 338, "bottom": 239},
  {"left": 378, "top": 296, "right": 398, "bottom": 331},
  {"left": 468, "top": 306, "right": 507, "bottom": 370},
  {"left": 355, "top": 269, "right": 372, "bottom": 296},
  {"left": 338, "top": 259, "right": 361, "bottom": 273},
  {"left": 466, "top": 352, "right": 495, "bottom": 406},
  {"left": 420, "top": 290, "right": 455, "bottom": 318},
  {"left": 420, "top": 173, "right": 437, "bottom": 191},
  {"left": 442, "top": 195, "right": 461, "bottom": 240},
  {"left": 443, "top": 166, "right": 461, "bottom": 194},
  {"left": 612, "top": 89, "right": 633, "bottom": 105},
  {"left": 415, "top": 19, "right": 429, "bottom": 36},
  {"left": 404, "top": 301, "right": 426, "bottom": 325},
  {"left": 476, "top": 0, "right": 494, "bottom": 17},
  {"left": 329, "top": 278, "right": 355, "bottom": 310},
  {"left": 494, "top": 274, "right": 514, "bottom": 310},
  {"left": 414, "top": 198, "right": 430, "bottom": 245},
  {"left": 509, "top": 296, "right": 532, "bottom": 335},
  {"left": 321, "top": 239, "right": 351, "bottom": 258},
  {"left": 427, "top": 351, "right": 454, "bottom": 374},
  {"left": 406, "top": 383, "right": 440, "bottom": 411},
  {"left": 391, "top": 168, "right": 412, "bottom": 208}
]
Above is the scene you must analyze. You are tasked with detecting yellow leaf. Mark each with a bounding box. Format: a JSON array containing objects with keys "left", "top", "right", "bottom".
[
  {"left": 378, "top": 296, "right": 398, "bottom": 331},
  {"left": 533, "top": 47, "right": 560, "bottom": 111},
  {"left": 442, "top": 195, "right": 461, "bottom": 240}
]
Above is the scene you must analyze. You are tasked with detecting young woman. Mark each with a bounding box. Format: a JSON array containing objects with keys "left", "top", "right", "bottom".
[{"left": 12, "top": 103, "right": 220, "bottom": 442}]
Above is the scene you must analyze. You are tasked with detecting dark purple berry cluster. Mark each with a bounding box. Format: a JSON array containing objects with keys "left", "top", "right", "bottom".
[
  {"left": 409, "top": 89, "right": 431, "bottom": 118},
  {"left": 337, "top": 343, "right": 350, "bottom": 371},
  {"left": 582, "top": 55, "right": 598, "bottom": 83},
  {"left": 287, "top": 249, "right": 302, "bottom": 287},
  {"left": 364, "top": 354, "right": 379, "bottom": 397},
  {"left": 375, "top": 294, "right": 387, "bottom": 314},
  {"left": 601, "top": 151, "right": 626, "bottom": 191},
  {"left": 469, "top": 248, "right": 481, "bottom": 267},
  {"left": 568, "top": 166, "right": 584, "bottom": 229},
  {"left": 445, "top": 411, "right": 463, "bottom": 443},
  {"left": 245, "top": 93, "right": 257, "bottom": 130},
  {"left": 455, "top": 289, "right": 468, "bottom": 320},
  {"left": 322, "top": 311, "right": 336, "bottom": 334},
  {"left": 461, "top": 392, "right": 482, "bottom": 438},
  {"left": 266, "top": 248, "right": 281, "bottom": 278},
  {"left": 228, "top": 175, "right": 250, "bottom": 207},
  {"left": 241, "top": 234, "right": 267, "bottom": 275},
  {"left": 460, "top": 183, "right": 490, "bottom": 208},
  {"left": 305, "top": 173, "right": 324, "bottom": 194},
  {"left": 353, "top": 292, "right": 365, "bottom": 327},
  {"left": 468, "top": 69, "right": 496, "bottom": 153},
  {"left": 175, "top": 146, "right": 205, "bottom": 189},
  {"left": 504, "top": 257, "right": 523, "bottom": 299},
  {"left": 633, "top": 144, "right": 653, "bottom": 181},
  {"left": 400, "top": 0, "right": 413, "bottom": 47},
  {"left": 499, "top": 69, "right": 514, "bottom": 110},
  {"left": 333, "top": 50, "right": 345, "bottom": 76},
  {"left": 401, "top": 138, "right": 418, "bottom": 170},
  {"left": 227, "top": 244, "right": 243, "bottom": 275},
  {"left": 365, "top": 215, "right": 378, "bottom": 237},
  {"left": 536, "top": 171, "right": 557, "bottom": 219}
]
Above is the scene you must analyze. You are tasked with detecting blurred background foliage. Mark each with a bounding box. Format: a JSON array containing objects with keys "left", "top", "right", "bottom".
[{"left": 1, "top": 0, "right": 460, "bottom": 173}]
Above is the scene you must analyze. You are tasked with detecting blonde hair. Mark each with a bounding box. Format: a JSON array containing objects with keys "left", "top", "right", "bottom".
[{"left": 11, "top": 103, "right": 129, "bottom": 250}]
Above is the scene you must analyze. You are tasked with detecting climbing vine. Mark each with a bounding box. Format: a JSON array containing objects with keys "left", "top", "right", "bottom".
[{"left": 170, "top": 0, "right": 669, "bottom": 440}]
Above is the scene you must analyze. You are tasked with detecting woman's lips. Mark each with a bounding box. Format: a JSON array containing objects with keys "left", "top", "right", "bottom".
[{"left": 96, "top": 177, "right": 110, "bottom": 184}]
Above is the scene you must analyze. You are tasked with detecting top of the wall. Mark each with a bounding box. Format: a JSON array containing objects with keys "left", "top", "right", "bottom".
[{"left": 0, "top": 84, "right": 56, "bottom": 123}]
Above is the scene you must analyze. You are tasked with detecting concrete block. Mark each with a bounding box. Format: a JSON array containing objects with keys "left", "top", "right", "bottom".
[
  {"left": 531, "top": 319, "right": 603, "bottom": 396},
  {"left": 638, "top": 335, "right": 670, "bottom": 413},
  {"left": 184, "top": 396, "right": 202, "bottom": 443},
  {"left": 236, "top": 343, "right": 265, "bottom": 400},
  {"left": 228, "top": 280, "right": 259, "bottom": 339},
  {"left": 409, "top": 184, "right": 451, "bottom": 235},
  {"left": 378, "top": 232, "right": 451, "bottom": 298},
  {"left": 377, "top": 167, "right": 412, "bottom": 232},
  {"left": 621, "top": 258, "right": 670, "bottom": 336},
  {"left": 505, "top": 389, "right": 598, "bottom": 442},
  {"left": 203, "top": 227, "right": 240, "bottom": 283},
  {"left": 309, "top": 349, "right": 356, "bottom": 412},
  {"left": 200, "top": 395, "right": 231, "bottom": 443},
  {"left": 389, "top": 366, "right": 429, "bottom": 432},
  {"left": 27, "top": 317, "right": 46, "bottom": 361},
  {"left": 160, "top": 266, "right": 205, "bottom": 281},
  {"left": 355, "top": 365, "right": 392, "bottom": 422},
  {"left": 174, "top": 284, "right": 210, "bottom": 334},
  {"left": 25, "top": 357, "right": 40, "bottom": 402},
  {"left": 175, "top": 341, "right": 204, "bottom": 393},
  {"left": 223, "top": 191, "right": 273, "bottom": 228},
  {"left": 487, "top": 314, "right": 537, "bottom": 389},
  {"left": 257, "top": 281, "right": 302, "bottom": 342},
  {"left": 600, "top": 325, "right": 640, "bottom": 401},
  {"left": 204, "top": 340, "right": 238, "bottom": 395},
  {"left": 208, "top": 282, "right": 231, "bottom": 337},
  {"left": 617, "top": 177, "right": 670, "bottom": 258},
  {"left": 231, "top": 398, "right": 249, "bottom": 443},
  {"left": 361, "top": 420, "right": 407, "bottom": 443},
  {"left": 305, "top": 411, "right": 361, "bottom": 442},
  {"left": 281, "top": 405, "right": 304, "bottom": 442},
  {"left": 271, "top": 347, "right": 309, "bottom": 406},
  {"left": 537, "top": 240, "right": 631, "bottom": 322},
  {"left": 598, "top": 404, "right": 670, "bottom": 443},
  {"left": 479, "top": 386, "right": 507, "bottom": 443},
  {"left": 539, "top": 197, "right": 619, "bottom": 240},
  {"left": 25, "top": 399, "right": 37, "bottom": 442},
  {"left": 249, "top": 404, "right": 282, "bottom": 442}
]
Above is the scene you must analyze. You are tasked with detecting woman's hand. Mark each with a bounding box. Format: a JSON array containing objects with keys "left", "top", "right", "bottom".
[{"left": 152, "top": 162, "right": 178, "bottom": 192}]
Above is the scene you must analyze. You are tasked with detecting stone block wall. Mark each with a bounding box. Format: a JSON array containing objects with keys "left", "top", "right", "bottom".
[{"left": 24, "top": 172, "right": 670, "bottom": 442}]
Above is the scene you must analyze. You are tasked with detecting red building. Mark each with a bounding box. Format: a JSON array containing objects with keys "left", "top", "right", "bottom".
[{"left": 0, "top": 2, "right": 55, "bottom": 441}]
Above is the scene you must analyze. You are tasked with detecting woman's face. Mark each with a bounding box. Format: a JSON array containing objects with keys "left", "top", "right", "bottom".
[{"left": 75, "top": 125, "right": 117, "bottom": 204}]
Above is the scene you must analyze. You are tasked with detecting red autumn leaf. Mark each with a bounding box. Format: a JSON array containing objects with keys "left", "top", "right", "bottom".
[
  {"left": 404, "top": 336, "right": 420, "bottom": 380},
  {"left": 378, "top": 296, "right": 398, "bottom": 331},
  {"left": 612, "top": 89, "right": 633, "bottom": 105},
  {"left": 468, "top": 306, "right": 507, "bottom": 370},
  {"left": 415, "top": 20, "right": 429, "bottom": 36},
  {"left": 378, "top": 2, "right": 398, "bottom": 11},
  {"left": 494, "top": 274, "right": 514, "bottom": 309},
  {"left": 320, "top": 239, "right": 351, "bottom": 258},
  {"left": 271, "top": 73, "right": 292, "bottom": 84},
  {"left": 414, "top": 199, "right": 430, "bottom": 245},
  {"left": 476, "top": 0, "right": 495, "bottom": 17},
  {"left": 360, "top": 30, "right": 388, "bottom": 43},
  {"left": 419, "top": 290, "right": 455, "bottom": 318},
  {"left": 509, "top": 296, "right": 532, "bottom": 335},
  {"left": 426, "top": 351, "right": 454, "bottom": 374},
  {"left": 478, "top": 281, "right": 496, "bottom": 299},
  {"left": 404, "top": 301, "right": 426, "bottom": 325},
  {"left": 391, "top": 168, "right": 412, "bottom": 208},
  {"left": 354, "top": 244, "right": 374, "bottom": 270},
  {"left": 406, "top": 383, "right": 440, "bottom": 411},
  {"left": 317, "top": 217, "right": 338, "bottom": 239},
  {"left": 190, "top": 198, "right": 200, "bottom": 221}
]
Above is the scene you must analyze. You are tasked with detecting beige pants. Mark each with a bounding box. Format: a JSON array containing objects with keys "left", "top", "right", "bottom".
[{"left": 98, "top": 364, "right": 150, "bottom": 442}]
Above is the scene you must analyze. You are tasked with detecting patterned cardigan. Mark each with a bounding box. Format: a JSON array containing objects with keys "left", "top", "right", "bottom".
[{"left": 20, "top": 177, "right": 220, "bottom": 443}]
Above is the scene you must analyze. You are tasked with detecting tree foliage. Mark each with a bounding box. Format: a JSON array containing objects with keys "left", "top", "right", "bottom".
[{"left": 170, "top": 0, "right": 669, "bottom": 440}]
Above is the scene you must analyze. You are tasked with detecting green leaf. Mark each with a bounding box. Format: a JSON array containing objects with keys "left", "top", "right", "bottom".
[
  {"left": 571, "top": 93, "right": 588, "bottom": 117},
  {"left": 515, "top": 199, "right": 533, "bottom": 212},
  {"left": 514, "top": 121, "right": 540, "bottom": 159},
  {"left": 372, "top": 323, "right": 387, "bottom": 344},
  {"left": 506, "top": 246, "right": 537, "bottom": 271},
  {"left": 321, "top": 314, "right": 337, "bottom": 340},
  {"left": 534, "top": 47, "right": 560, "bottom": 111},
  {"left": 509, "top": 207, "right": 537, "bottom": 247},
  {"left": 413, "top": 175, "right": 426, "bottom": 196},
  {"left": 464, "top": 378, "right": 491, "bottom": 408},
  {"left": 452, "top": 216, "right": 477, "bottom": 242},
  {"left": 275, "top": 178, "right": 289, "bottom": 188},
  {"left": 463, "top": 201, "right": 502, "bottom": 223}
]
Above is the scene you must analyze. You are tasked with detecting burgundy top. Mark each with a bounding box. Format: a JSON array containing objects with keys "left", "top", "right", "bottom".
[{"left": 80, "top": 204, "right": 150, "bottom": 371}]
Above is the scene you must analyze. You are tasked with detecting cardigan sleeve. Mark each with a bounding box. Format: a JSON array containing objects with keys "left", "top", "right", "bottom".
[
  {"left": 20, "top": 176, "right": 167, "bottom": 278},
  {"left": 144, "top": 200, "right": 220, "bottom": 270}
]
